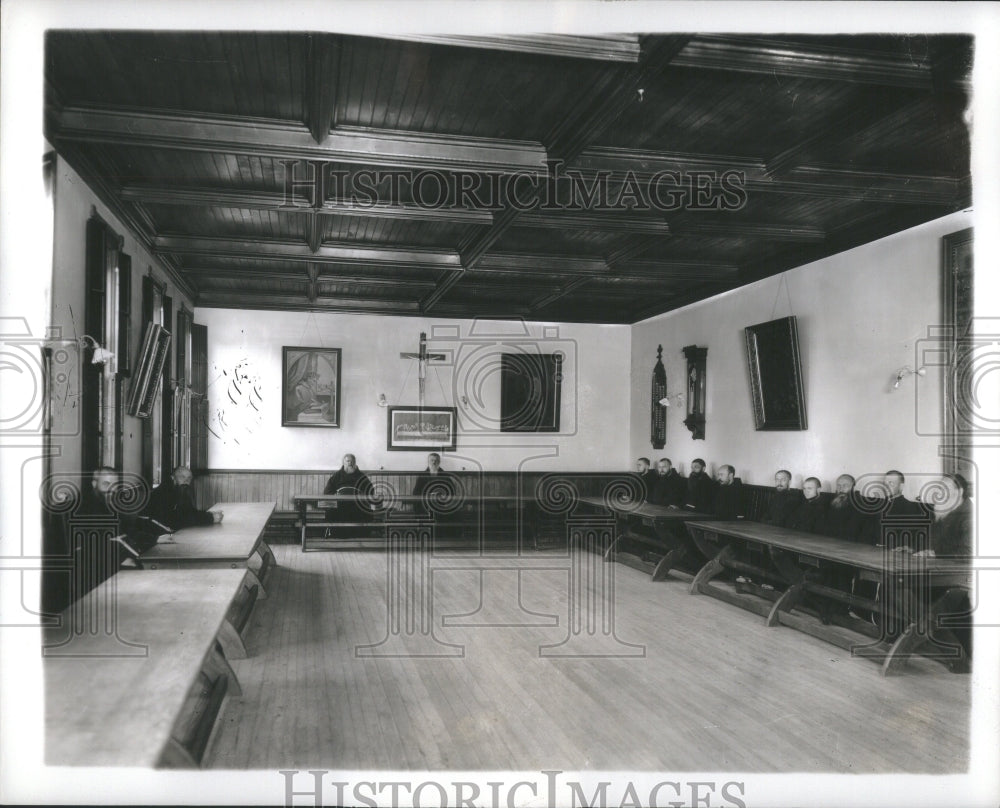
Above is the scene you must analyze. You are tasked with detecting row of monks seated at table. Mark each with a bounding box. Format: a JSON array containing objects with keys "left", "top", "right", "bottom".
[
  {"left": 634, "top": 457, "right": 973, "bottom": 670},
  {"left": 635, "top": 457, "right": 972, "bottom": 557}
]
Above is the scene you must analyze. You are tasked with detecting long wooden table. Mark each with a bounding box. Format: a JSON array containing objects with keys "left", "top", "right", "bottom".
[
  {"left": 44, "top": 568, "right": 249, "bottom": 767},
  {"left": 140, "top": 501, "right": 276, "bottom": 593},
  {"left": 576, "top": 496, "right": 711, "bottom": 580},
  {"left": 684, "top": 520, "right": 972, "bottom": 675}
]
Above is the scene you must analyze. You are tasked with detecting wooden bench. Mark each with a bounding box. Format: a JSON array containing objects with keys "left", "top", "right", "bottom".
[
  {"left": 684, "top": 519, "right": 969, "bottom": 675},
  {"left": 292, "top": 493, "right": 548, "bottom": 552},
  {"left": 44, "top": 567, "right": 251, "bottom": 767}
]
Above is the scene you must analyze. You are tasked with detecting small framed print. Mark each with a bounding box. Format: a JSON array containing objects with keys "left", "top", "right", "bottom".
[{"left": 386, "top": 406, "right": 457, "bottom": 451}]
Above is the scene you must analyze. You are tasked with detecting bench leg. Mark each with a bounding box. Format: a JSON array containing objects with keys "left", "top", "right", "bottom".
[
  {"left": 207, "top": 641, "right": 242, "bottom": 697},
  {"left": 690, "top": 545, "right": 734, "bottom": 595},
  {"left": 244, "top": 567, "right": 266, "bottom": 600},
  {"left": 160, "top": 738, "right": 199, "bottom": 768},
  {"left": 216, "top": 617, "right": 248, "bottom": 660},
  {"left": 603, "top": 535, "right": 622, "bottom": 561}
]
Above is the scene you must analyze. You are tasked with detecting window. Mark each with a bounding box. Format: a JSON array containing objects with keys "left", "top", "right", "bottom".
[
  {"left": 83, "top": 215, "right": 127, "bottom": 470},
  {"left": 174, "top": 307, "right": 193, "bottom": 468}
]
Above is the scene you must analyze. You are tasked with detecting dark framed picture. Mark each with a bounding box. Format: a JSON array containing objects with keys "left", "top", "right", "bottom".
[
  {"left": 386, "top": 406, "right": 457, "bottom": 451},
  {"left": 500, "top": 352, "right": 562, "bottom": 432},
  {"left": 744, "top": 316, "right": 807, "bottom": 431},
  {"left": 282, "top": 346, "right": 341, "bottom": 427}
]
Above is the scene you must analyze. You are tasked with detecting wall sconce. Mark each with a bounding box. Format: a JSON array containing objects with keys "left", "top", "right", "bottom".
[
  {"left": 658, "top": 393, "right": 684, "bottom": 407},
  {"left": 460, "top": 395, "right": 469, "bottom": 408},
  {"left": 377, "top": 393, "right": 388, "bottom": 407},
  {"left": 80, "top": 335, "right": 114, "bottom": 366},
  {"left": 892, "top": 365, "right": 926, "bottom": 390}
]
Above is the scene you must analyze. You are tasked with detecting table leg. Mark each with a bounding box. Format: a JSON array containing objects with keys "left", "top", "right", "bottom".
[
  {"left": 767, "top": 582, "right": 806, "bottom": 627},
  {"left": 651, "top": 547, "right": 684, "bottom": 582},
  {"left": 690, "top": 544, "right": 735, "bottom": 595}
]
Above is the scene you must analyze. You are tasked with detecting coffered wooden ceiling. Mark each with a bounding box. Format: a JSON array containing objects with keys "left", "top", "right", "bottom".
[{"left": 45, "top": 32, "right": 972, "bottom": 323}]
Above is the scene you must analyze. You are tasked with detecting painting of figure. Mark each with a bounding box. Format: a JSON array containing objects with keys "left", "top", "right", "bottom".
[{"left": 282, "top": 347, "right": 341, "bottom": 427}]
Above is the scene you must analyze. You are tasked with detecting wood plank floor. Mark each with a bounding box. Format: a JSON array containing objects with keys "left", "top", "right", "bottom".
[{"left": 207, "top": 544, "right": 970, "bottom": 773}]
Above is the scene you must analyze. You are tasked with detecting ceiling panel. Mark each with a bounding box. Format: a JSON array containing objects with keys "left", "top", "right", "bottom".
[{"left": 45, "top": 31, "right": 972, "bottom": 323}]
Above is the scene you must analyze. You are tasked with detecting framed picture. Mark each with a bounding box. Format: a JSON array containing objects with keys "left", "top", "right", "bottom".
[
  {"left": 282, "top": 346, "right": 341, "bottom": 427},
  {"left": 386, "top": 406, "right": 457, "bottom": 451},
  {"left": 744, "top": 316, "right": 807, "bottom": 431}
]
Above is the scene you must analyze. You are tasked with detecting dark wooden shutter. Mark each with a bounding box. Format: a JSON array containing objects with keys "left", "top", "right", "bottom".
[
  {"left": 161, "top": 295, "right": 174, "bottom": 479},
  {"left": 191, "top": 323, "right": 209, "bottom": 472},
  {"left": 117, "top": 253, "right": 132, "bottom": 377},
  {"left": 82, "top": 216, "right": 107, "bottom": 472}
]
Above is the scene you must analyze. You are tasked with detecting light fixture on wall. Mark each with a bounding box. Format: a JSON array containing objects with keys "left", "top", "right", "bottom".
[
  {"left": 377, "top": 393, "right": 388, "bottom": 407},
  {"left": 658, "top": 393, "right": 683, "bottom": 407},
  {"left": 892, "top": 365, "right": 926, "bottom": 389},
  {"left": 79, "top": 334, "right": 115, "bottom": 366}
]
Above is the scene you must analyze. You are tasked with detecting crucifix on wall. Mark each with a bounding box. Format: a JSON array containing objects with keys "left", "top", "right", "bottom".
[{"left": 400, "top": 332, "right": 446, "bottom": 407}]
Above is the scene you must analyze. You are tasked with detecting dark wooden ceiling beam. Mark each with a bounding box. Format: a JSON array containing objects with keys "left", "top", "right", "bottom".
[
  {"left": 305, "top": 34, "right": 340, "bottom": 145},
  {"left": 570, "top": 147, "right": 958, "bottom": 204},
  {"left": 673, "top": 220, "right": 826, "bottom": 242},
  {"left": 516, "top": 210, "right": 670, "bottom": 235},
  {"left": 527, "top": 276, "right": 597, "bottom": 314},
  {"left": 606, "top": 235, "right": 663, "bottom": 269},
  {"left": 306, "top": 264, "right": 319, "bottom": 302},
  {"left": 196, "top": 291, "right": 423, "bottom": 314},
  {"left": 56, "top": 107, "right": 959, "bottom": 205},
  {"left": 475, "top": 252, "right": 609, "bottom": 276},
  {"left": 54, "top": 107, "right": 548, "bottom": 173},
  {"left": 179, "top": 265, "right": 436, "bottom": 288},
  {"left": 382, "top": 34, "right": 641, "bottom": 63},
  {"left": 153, "top": 235, "right": 463, "bottom": 270},
  {"left": 672, "top": 36, "right": 934, "bottom": 89},
  {"left": 119, "top": 184, "right": 493, "bottom": 224},
  {"left": 305, "top": 215, "right": 323, "bottom": 253}
]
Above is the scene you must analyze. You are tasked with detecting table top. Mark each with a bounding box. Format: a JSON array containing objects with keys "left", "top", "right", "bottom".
[
  {"left": 685, "top": 520, "right": 967, "bottom": 576},
  {"left": 44, "top": 567, "right": 248, "bottom": 767},
  {"left": 577, "top": 495, "right": 710, "bottom": 520},
  {"left": 141, "top": 501, "right": 275, "bottom": 562}
]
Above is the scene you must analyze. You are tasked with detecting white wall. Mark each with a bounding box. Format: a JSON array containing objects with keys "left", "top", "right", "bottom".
[
  {"left": 629, "top": 211, "right": 973, "bottom": 491},
  {"left": 194, "top": 308, "right": 631, "bottom": 473}
]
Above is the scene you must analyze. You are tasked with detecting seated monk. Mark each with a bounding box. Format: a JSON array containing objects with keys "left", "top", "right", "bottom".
[
  {"left": 635, "top": 457, "right": 659, "bottom": 502},
  {"left": 762, "top": 470, "right": 802, "bottom": 527},
  {"left": 684, "top": 458, "right": 715, "bottom": 513},
  {"left": 820, "top": 474, "right": 876, "bottom": 544},
  {"left": 323, "top": 453, "right": 379, "bottom": 527},
  {"left": 711, "top": 464, "right": 744, "bottom": 520},
  {"left": 412, "top": 452, "right": 459, "bottom": 516},
  {"left": 785, "top": 477, "right": 827, "bottom": 534},
  {"left": 648, "top": 458, "right": 684, "bottom": 508},
  {"left": 147, "top": 466, "right": 223, "bottom": 530}
]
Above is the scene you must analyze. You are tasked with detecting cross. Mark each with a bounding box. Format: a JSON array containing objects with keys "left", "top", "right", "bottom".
[{"left": 400, "top": 332, "right": 446, "bottom": 407}]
